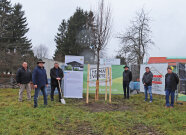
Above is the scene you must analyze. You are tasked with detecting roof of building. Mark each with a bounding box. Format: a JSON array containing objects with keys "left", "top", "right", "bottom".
[
  {"left": 148, "top": 57, "right": 186, "bottom": 65},
  {"left": 66, "top": 61, "right": 83, "bottom": 67}
]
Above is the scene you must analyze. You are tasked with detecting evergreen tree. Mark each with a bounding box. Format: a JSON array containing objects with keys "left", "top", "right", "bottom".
[
  {"left": 0, "top": 0, "right": 34, "bottom": 73},
  {"left": 54, "top": 8, "right": 96, "bottom": 62},
  {"left": 0, "top": 0, "right": 13, "bottom": 50},
  {"left": 54, "top": 19, "right": 67, "bottom": 61},
  {"left": 12, "top": 3, "right": 32, "bottom": 54}
]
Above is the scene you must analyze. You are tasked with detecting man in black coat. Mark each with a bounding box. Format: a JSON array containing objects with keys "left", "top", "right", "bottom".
[
  {"left": 50, "top": 62, "right": 64, "bottom": 102},
  {"left": 16, "top": 62, "right": 32, "bottom": 102},
  {"left": 123, "top": 65, "right": 132, "bottom": 99},
  {"left": 142, "top": 67, "right": 153, "bottom": 102},
  {"left": 165, "top": 66, "right": 179, "bottom": 108}
]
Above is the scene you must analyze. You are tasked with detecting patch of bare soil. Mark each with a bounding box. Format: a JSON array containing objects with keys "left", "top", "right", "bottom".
[
  {"left": 56, "top": 120, "right": 100, "bottom": 135},
  {"left": 130, "top": 124, "right": 165, "bottom": 135}
]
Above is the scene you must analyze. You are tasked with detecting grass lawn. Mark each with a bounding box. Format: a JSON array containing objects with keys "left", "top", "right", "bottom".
[{"left": 0, "top": 89, "right": 186, "bottom": 135}]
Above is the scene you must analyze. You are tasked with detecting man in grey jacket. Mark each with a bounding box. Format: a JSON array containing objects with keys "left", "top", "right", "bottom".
[{"left": 142, "top": 67, "right": 153, "bottom": 102}]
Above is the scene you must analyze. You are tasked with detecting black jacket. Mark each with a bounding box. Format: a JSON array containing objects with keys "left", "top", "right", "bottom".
[
  {"left": 123, "top": 70, "right": 132, "bottom": 82},
  {"left": 142, "top": 71, "right": 153, "bottom": 86},
  {"left": 165, "top": 72, "right": 179, "bottom": 91},
  {"left": 50, "top": 67, "right": 64, "bottom": 86},
  {"left": 16, "top": 67, "right": 32, "bottom": 84}
]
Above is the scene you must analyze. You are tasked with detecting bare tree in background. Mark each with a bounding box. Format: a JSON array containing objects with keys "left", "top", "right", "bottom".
[
  {"left": 33, "top": 44, "right": 49, "bottom": 59},
  {"left": 94, "top": 0, "right": 112, "bottom": 100},
  {"left": 118, "top": 8, "right": 154, "bottom": 66}
]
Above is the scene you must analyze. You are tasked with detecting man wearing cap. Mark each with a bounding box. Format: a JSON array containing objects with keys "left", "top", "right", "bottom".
[
  {"left": 142, "top": 67, "right": 153, "bottom": 103},
  {"left": 32, "top": 59, "right": 48, "bottom": 108},
  {"left": 165, "top": 66, "right": 179, "bottom": 108},
  {"left": 50, "top": 62, "right": 64, "bottom": 102},
  {"left": 16, "top": 62, "right": 32, "bottom": 102},
  {"left": 123, "top": 65, "right": 132, "bottom": 99}
]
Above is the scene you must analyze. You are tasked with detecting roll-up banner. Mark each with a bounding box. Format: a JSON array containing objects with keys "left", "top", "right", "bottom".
[{"left": 64, "top": 55, "right": 84, "bottom": 98}]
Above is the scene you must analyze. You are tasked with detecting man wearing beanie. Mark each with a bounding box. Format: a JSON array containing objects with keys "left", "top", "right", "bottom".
[{"left": 165, "top": 66, "right": 179, "bottom": 108}]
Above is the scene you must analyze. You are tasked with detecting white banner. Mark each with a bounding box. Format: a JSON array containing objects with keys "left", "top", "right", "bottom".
[
  {"left": 64, "top": 55, "right": 84, "bottom": 98},
  {"left": 140, "top": 63, "right": 168, "bottom": 95},
  {"left": 89, "top": 65, "right": 112, "bottom": 86},
  {"left": 100, "top": 58, "right": 120, "bottom": 65}
]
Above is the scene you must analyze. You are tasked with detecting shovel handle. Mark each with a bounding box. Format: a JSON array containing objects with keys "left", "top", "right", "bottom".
[{"left": 58, "top": 80, "right": 63, "bottom": 97}]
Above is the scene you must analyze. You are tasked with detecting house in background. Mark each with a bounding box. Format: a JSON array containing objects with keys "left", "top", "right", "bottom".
[
  {"left": 148, "top": 57, "right": 186, "bottom": 72},
  {"left": 148, "top": 57, "right": 186, "bottom": 66},
  {"left": 66, "top": 61, "right": 84, "bottom": 71}
]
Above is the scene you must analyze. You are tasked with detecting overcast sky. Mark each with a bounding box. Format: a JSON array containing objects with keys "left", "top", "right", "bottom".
[{"left": 11, "top": 0, "right": 186, "bottom": 60}]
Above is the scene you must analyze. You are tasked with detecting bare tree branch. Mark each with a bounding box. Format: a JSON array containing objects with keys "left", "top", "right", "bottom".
[{"left": 118, "top": 8, "right": 154, "bottom": 66}]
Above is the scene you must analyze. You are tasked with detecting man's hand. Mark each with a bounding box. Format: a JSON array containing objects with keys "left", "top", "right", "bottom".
[
  {"left": 34, "top": 85, "right": 37, "bottom": 88},
  {"left": 46, "top": 84, "right": 48, "bottom": 87},
  {"left": 56, "top": 78, "right": 61, "bottom": 80},
  {"left": 144, "top": 83, "right": 146, "bottom": 85},
  {"left": 18, "top": 83, "right": 20, "bottom": 86}
]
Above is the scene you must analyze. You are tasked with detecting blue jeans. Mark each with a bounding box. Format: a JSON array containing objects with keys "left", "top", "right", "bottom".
[
  {"left": 34, "top": 86, "right": 47, "bottom": 107},
  {"left": 165, "top": 90, "right": 175, "bottom": 107},
  {"left": 144, "top": 86, "right": 153, "bottom": 101}
]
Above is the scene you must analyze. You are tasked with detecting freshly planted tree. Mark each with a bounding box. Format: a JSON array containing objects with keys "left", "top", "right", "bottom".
[{"left": 94, "top": 0, "right": 112, "bottom": 100}]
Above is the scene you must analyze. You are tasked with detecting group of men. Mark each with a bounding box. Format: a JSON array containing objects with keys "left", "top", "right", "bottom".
[
  {"left": 16, "top": 59, "right": 64, "bottom": 108},
  {"left": 16, "top": 59, "right": 179, "bottom": 108},
  {"left": 123, "top": 65, "right": 179, "bottom": 108}
]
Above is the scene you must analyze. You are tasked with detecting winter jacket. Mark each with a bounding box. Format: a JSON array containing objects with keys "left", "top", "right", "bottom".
[
  {"left": 16, "top": 67, "right": 32, "bottom": 84},
  {"left": 165, "top": 72, "right": 179, "bottom": 91},
  {"left": 50, "top": 67, "right": 64, "bottom": 86},
  {"left": 123, "top": 70, "right": 132, "bottom": 82},
  {"left": 142, "top": 71, "right": 153, "bottom": 86},
  {"left": 32, "top": 66, "right": 48, "bottom": 88}
]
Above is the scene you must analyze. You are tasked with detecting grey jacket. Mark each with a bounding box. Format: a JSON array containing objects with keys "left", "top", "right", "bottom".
[{"left": 142, "top": 71, "right": 153, "bottom": 86}]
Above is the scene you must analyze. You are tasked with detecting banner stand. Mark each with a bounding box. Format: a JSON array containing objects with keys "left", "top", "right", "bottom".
[
  {"left": 105, "top": 68, "right": 108, "bottom": 101},
  {"left": 109, "top": 67, "right": 112, "bottom": 103},
  {"left": 86, "top": 64, "right": 90, "bottom": 104}
]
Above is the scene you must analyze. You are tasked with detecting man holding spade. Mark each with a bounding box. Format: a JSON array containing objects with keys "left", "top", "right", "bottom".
[
  {"left": 50, "top": 62, "right": 64, "bottom": 102},
  {"left": 32, "top": 59, "right": 48, "bottom": 108}
]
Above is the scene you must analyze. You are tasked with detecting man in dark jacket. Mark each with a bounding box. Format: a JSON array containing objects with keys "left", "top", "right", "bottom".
[
  {"left": 123, "top": 65, "right": 132, "bottom": 99},
  {"left": 50, "top": 62, "right": 64, "bottom": 102},
  {"left": 165, "top": 66, "right": 179, "bottom": 108},
  {"left": 16, "top": 62, "right": 32, "bottom": 102},
  {"left": 32, "top": 59, "right": 48, "bottom": 108},
  {"left": 142, "top": 67, "right": 153, "bottom": 102}
]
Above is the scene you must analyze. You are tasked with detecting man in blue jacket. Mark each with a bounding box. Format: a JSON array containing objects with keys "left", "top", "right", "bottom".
[{"left": 32, "top": 59, "right": 48, "bottom": 108}]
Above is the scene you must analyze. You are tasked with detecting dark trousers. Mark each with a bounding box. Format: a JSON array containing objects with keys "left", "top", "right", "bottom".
[
  {"left": 123, "top": 81, "right": 130, "bottom": 99},
  {"left": 50, "top": 85, "right": 62, "bottom": 101},
  {"left": 165, "top": 90, "right": 175, "bottom": 107},
  {"left": 34, "top": 86, "right": 47, "bottom": 107}
]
